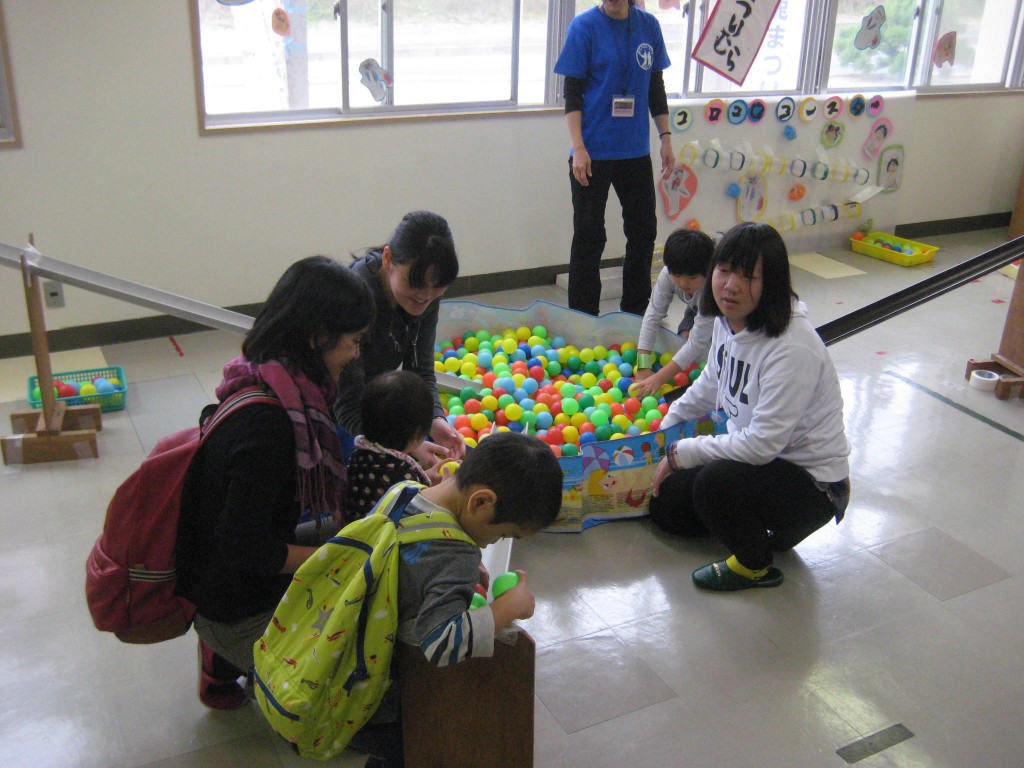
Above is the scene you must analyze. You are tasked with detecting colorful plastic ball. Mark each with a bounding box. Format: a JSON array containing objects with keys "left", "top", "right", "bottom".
[
  {"left": 617, "top": 362, "right": 633, "bottom": 377},
  {"left": 579, "top": 431, "right": 598, "bottom": 445},
  {"left": 532, "top": 325, "right": 547, "bottom": 339},
  {"left": 589, "top": 409, "right": 610, "bottom": 427},
  {"left": 788, "top": 183, "right": 806, "bottom": 201},
  {"left": 689, "top": 368, "right": 702, "bottom": 382},
  {"left": 80, "top": 383, "right": 98, "bottom": 396},
  {"left": 617, "top": 377, "right": 633, "bottom": 394},
  {"left": 560, "top": 443, "right": 579, "bottom": 456},
  {"left": 594, "top": 425, "right": 614, "bottom": 441},
  {"left": 850, "top": 231, "right": 865, "bottom": 241},
  {"left": 726, "top": 182, "right": 741, "bottom": 199},
  {"left": 535, "top": 411, "right": 554, "bottom": 429},
  {"left": 96, "top": 379, "right": 116, "bottom": 394},
  {"left": 469, "top": 413, "right": 490, "bottom": 432},
  {"left": 685, "top": 218, "right": 701, "bottom": 231}
]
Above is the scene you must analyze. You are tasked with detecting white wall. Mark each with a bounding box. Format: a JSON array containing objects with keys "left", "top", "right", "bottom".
[{"left": 2, "top": 2, "right": 1023, "bottom": 339}]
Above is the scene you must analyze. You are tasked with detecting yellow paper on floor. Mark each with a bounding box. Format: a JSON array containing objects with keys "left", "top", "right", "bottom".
[
  {"left": 790, "top": 252, "right": 866, "bottom": 279},
  {"left": 0, "top": 347, "right": 108, "bottom": 403}
]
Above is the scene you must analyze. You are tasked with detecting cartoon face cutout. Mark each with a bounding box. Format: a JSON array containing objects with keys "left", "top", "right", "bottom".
[{"left": 854, "top": 5, "right": 886, "bottom": 50}]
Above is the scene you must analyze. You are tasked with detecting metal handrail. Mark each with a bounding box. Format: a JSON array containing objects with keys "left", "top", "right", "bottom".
[{"left": 818, "top": 235, "right": 1024, "bottom": 346}]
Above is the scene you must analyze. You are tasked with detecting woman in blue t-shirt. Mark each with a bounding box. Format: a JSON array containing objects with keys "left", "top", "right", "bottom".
[{"left": 554, "top": 0, "right": 675, "bottom": 317}]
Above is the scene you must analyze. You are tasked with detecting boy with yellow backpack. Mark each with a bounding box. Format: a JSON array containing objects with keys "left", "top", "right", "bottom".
[{"left": 253, "top": 431, "right": 564, "bottom": 766}]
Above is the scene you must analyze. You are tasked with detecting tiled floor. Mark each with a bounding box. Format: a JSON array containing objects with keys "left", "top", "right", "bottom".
[{"left": 2, "top": 229, "right": 1023, "bottom": 767}]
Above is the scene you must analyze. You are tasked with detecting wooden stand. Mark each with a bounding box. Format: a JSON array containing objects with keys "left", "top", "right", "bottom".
[
  {"left": 400, "top": 628, "right": 535, "bottom": 768},
  {"left": 2, "top": 249, "right": 101, "bottom": 465},
  {"left": 966, "top": 239, "right": 1024, "bottom": 400}
]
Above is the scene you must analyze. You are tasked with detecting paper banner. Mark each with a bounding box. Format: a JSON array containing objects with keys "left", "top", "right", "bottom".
[{"left": 692, "top": 0, "right": 782, "bottom": 86}]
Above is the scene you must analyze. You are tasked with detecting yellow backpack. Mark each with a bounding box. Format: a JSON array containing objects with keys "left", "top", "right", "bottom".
[{"left": 253, "top": 482, "right": 474, "bottom": 760}]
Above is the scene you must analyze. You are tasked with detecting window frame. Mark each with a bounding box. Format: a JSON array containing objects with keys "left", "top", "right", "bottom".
[
  {"left": 0, "top": 0, "right": 21, "bottom": 148},
  {"left": 191, "top": 0, "right": 1024, "bottom": 134}
]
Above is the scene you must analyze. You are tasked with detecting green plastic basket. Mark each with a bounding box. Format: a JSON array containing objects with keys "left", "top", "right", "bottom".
[{"left": 27, "top": 365, "right": 128, "bottom": 413}]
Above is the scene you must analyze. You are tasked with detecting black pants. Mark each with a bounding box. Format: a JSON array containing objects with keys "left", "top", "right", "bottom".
[
  {"left": 568, "top": 155, "right": 657, "bottom": 316},
  {"left": 647, "top": 458, "right": 842, "bottom": 570}
]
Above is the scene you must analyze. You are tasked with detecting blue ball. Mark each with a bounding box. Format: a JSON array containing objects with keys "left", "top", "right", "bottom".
[
  {"left": 531, "top": 344, "right": 547, "bottom": 358},
  {"left": 477, "top": 351, "right": 493, "bottom": 368},
  {"left": 519, "top": 398, "right": 536, "bottom": 411},
  {"left": 535, "top": 411, "right": 554, "bottom": 429},
  {"left": 579, "top": 431, "right": 598, "bottom": 445},
  {"left": 618, "top": 362, "right": 633, "bottom": 377},
  {"left": 617, "top": 377, "right": 633, "bottom": 393},
  {"left": 552, "top": 336, "right": 566, "bottom": 349},
  {"left": 520, "top": 379, "right": 538, "bottom": 395},
  {"left": 507, "top": 421, "right": 524, "bottom": 432},
  {"left": 544, "top": 349, "right": 560, "bottom": 362}
]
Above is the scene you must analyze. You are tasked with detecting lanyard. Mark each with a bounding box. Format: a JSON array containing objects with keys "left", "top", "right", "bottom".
[{"left": 602, "top": 4, "right": 633, "bottom": 96}]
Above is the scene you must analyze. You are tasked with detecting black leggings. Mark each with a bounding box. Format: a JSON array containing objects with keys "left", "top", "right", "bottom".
[{"left": 647, "top": 458, "right": 841, "bottom": 570}]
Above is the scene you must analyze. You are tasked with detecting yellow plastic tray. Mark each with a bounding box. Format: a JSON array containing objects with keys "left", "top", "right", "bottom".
[{"left": 850, "top": 232, "right": 938, "bottom": 267}]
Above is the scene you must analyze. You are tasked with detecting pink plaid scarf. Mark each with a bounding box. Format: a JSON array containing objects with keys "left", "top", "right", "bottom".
[{"left": 216, "top": 356, "right": 347, "bottom": 524}]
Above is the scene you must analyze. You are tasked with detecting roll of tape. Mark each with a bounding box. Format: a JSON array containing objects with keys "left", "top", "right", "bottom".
[{"left": 969, "top": 369, "right": 999, "bottom": 391}]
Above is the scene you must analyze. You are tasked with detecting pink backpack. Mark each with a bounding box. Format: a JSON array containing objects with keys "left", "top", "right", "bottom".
[{"left": 85, "top": 386, "right": 278, "bottom": 644}]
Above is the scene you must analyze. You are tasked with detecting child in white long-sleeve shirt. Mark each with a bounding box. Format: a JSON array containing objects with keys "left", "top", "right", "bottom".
[{"left": 631, "top": 229, "right": 715, "bottom": 398}]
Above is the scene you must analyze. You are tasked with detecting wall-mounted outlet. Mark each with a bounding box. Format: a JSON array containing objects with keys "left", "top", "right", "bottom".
[{"left": 43, "top": 280, "right": 65, "bottom": 308}]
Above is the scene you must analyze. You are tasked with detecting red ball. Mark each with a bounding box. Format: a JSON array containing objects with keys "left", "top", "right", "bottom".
[{"left": 464, "top": 398, "right": 482, "bottom": 414}]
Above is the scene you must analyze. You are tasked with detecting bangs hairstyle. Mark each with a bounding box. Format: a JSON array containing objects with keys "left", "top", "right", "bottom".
[
  {"left": 243, "top": 256, "right": 375, "bottom": 385},
  {"left": 662, "top": 229, "right": 715, "bottom": 277},
  {"left": 360, "top": 370, "right": 434, "bottom": 451},
  {"left": 386, "top": 210, "right": 459, "bottom": 289},
  {"left": 456, "top": 432, "right": 563, "bottom": 531},
  {"left": 699, "top": 222, "right": 797, "bottom": 338}
]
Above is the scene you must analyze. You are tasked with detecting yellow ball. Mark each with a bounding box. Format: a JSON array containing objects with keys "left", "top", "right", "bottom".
[
  {"left": 504, "top": 403, "right": 523, "bottom": 421},
  {"left": 480, "top": 395, "right": 499, "bottom": 412},
  {"left": 579, "top": 348, "right": 594, "bottom": 363},
  {"left": 463, "top": 437, "right": 478, "bottom": 448},
  {"left": 612, "top": 414, "right": 631, "bottom": 431},
  {"left": 592, "top": 345, "right": 608, "bottom": 360},
  {"left": 659, "top": 352, "right": 673, "bottom": 367},
  {"left": 434, "top": 361, "right": 446, "bottom": 372},
  {"left": 460, "top": 361, "right": 477, "bottom": 377},
  {"left": 570, "top": 412, "right": 588, "bottom": 428},
  {"left": 527, "top": 335, "right": 544, "bottom": 348},
  {"left": 444, "top": 357, "right": 461, "bottom": 372},
  {"left": 580, "top": 372, "right": 597, "bottom": 388},
  {"left": 562, "top": 425, "right": 580, "bottom": 444},
  {"left": 469, "top": 412, "right": 490, "bottom": 432},
  {"left": 620, "top": 342, "right": 637, "bottom": 352},
  {"left": 501, "top": 339, "right": 517, "bottom": 354},
  {"left": 516, "top": 326, "right": 531, "bottom": 341}
]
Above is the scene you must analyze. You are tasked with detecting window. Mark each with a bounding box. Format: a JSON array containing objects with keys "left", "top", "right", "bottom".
[
  {"left": 192, "top": 0, "right": 1024, "bottom": 131},
  {"left": 0, "top": 0, "right": 20, "bottom": 147},
  {"left": 827, "top": 0, "right": 920, "bottom": 91},
  {"left": 914, "top": 0, "right": 1024, "bottom": 89}
]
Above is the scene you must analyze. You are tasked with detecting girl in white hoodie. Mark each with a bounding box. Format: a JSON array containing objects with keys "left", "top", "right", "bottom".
[{"left": 649, "top": 222, "right": 850, "bottom": 591}]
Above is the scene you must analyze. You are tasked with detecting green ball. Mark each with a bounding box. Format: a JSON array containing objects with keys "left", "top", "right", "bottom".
[
  {"left": 491, "top": 572, "right": 520, "bottom": 599},
  {"left": 532, "top": 325, "right": 547, "bottom": 339},
  {"left": 688, "top": 368, "right": 701, "bottom": 382},
  {"left": 594, "top": 425, "right": 614, "bottom": 441},
  {"left": 470, "top": 592, "right": 488, "bottom": 609},
  {"left": 460, "top": 387, "right": 478, "bottom": 402},
  {"left": 546, "top": 360, "right": 562, "bottom": 377},
  {"left": 561, "top": 443, "right": 579, "bottom": 456}
]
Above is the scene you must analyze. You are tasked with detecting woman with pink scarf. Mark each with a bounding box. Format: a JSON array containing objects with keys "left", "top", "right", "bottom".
[{"left": 175, "top": 256, "right": 374, "bottom": 710}]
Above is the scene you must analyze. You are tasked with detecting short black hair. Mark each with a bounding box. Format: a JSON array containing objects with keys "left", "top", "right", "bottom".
[
  {"left": 360, "top": 370, "right": 434, "bottom": 450},
  {"left": 662, "top": 229, "right": 715, "bottom": 277},
  {"left": 243, "top": 256, "right": 374, "bottom": 386},
  {"left": 456, "top": 432, "right": 563, "bottom": 531},
  {"left": 699, "top": 222, "right": 796, "bottom": 338}
]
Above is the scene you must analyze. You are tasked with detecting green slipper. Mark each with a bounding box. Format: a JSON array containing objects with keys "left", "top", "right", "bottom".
[{"left": 691, "top": 560, "right": 784, "bottom": 591}]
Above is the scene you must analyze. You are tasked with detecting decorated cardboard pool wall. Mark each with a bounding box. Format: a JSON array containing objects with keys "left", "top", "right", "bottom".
[
  {"left": 659, "top": 92, "right": 915, "bottom": 253},
  {"left": 438, "top": 300, "right": 727, "bottom": 533}
]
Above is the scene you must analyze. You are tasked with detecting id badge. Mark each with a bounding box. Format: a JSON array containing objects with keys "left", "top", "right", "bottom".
[{"left": 612, "top": 95, "right": 635, "bottom": 118}]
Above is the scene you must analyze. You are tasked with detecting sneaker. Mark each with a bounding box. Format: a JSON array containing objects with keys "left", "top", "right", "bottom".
[
  {"left": 198, "top": 640, "right": 248, "bottom": 711},
  {"left": 691, "top": 559, "right": 783, "bottom": 591}
]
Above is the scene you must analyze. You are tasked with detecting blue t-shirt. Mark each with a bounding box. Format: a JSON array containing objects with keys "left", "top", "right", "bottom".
[{"left": 554, "top": 6, "right": 670, "bottom": 161}]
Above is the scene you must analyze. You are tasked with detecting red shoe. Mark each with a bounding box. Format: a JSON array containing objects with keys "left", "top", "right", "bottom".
[{"left": 198, "top": 640, "right": 248, "bottom": 711}]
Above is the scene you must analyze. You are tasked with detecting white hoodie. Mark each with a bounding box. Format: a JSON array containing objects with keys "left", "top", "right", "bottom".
[{"left": 660, "top": 300, "right": 850, "bottom": 482}]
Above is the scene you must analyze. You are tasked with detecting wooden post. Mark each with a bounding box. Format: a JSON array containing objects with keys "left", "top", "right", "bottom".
[
  {"left": 399, "top": 629, "right": 535, "bottom": 768},
  {"left": 2, "top": 239, "right": 101, "bottom": 464},
  {"left": 966, "top": 260, "right": 1024, "bottom": 399}
]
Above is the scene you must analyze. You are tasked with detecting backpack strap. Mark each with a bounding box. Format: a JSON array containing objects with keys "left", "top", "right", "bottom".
[
  {"left": 199, "top": 386, "right": 279, "bottom": 443},
  {"left": 376, "top": 481, "right": 477, "bottom": 547}
]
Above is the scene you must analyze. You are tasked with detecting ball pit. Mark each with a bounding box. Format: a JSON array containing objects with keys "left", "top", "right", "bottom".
[{"left": 435, "top": 325, "right": 704, "bottom": 456}]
